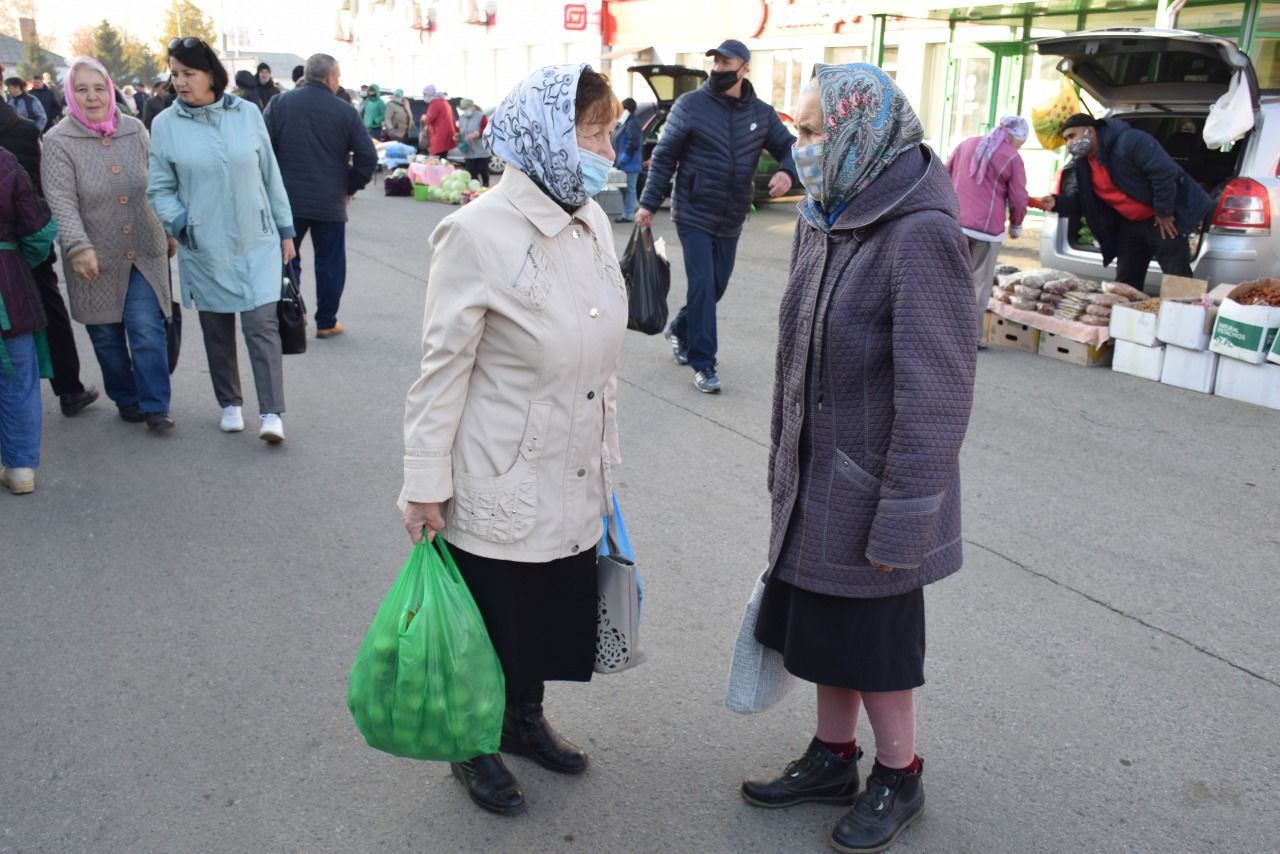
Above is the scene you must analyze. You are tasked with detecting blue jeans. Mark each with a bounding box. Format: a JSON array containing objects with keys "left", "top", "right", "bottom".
[
  {"left": 621, "top": 171, "right": 639, "bottom": 219},
  {"left": 290, "top": 218, "right": 347, "bottom": 331},
  {"left": 0, "top": 333, "right": 41, "bottom": 468},
  {"left": 671, "top": 224, "right": 740, "bottom": 373},
  {"left": 85, "top": 266, "right": 170, "bottom": 414}
]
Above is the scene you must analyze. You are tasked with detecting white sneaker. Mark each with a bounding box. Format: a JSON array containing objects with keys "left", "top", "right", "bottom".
[
  {"left": 1, "top": 467, "right": 36, "bottom": 495},
  {"left": 259, "top": 413, "right": 285, "bottom": 444},
  {"left": 220, "top": 405, "right": 245, "bottom": 433}
]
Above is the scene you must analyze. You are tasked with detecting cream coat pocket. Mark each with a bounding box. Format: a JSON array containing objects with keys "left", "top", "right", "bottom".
[
  {"left": 450, "top": 401, "right": 552, "bottom": 544},
  {"left": 511, "top": 244, "right": 552, "bottom": 310}
]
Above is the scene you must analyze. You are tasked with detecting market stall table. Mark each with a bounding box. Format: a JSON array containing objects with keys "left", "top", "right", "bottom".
[
  {"left": 408, "top": 162, "right": 455, "bottom": 186},
  {"left": 987, "top": 299, "right": 1112, "bottom": 347}
]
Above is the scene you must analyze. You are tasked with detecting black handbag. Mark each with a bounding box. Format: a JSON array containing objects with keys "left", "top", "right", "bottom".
[
  {"left": 165, "top": 268, "right": 181, "bottom": 374},
  {"left": 278, "top": 265, "right": 308, "bottom": 355}
]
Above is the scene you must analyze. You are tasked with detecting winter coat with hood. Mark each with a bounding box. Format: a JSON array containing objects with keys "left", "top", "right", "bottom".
[
  {"left": 638, "top": 78, "right": 796, "bottom": 238},
  {"left": 361, "top": 85, "right": 386, "bottom": 134},
  {"left": 263, "top": 80, "right": 377, "bottom": 223},
  {"left": 1052, "top": 117, "right": 1214, "bottom": 268},
  {"left": 383, "top": 97, "right": 412, "bottom": 141},
  {"left": 147, "top": 93, "right": 295, "bottom": 314},
  {"left": 768, "top": 145, "right": 977, "bottom": 597}
]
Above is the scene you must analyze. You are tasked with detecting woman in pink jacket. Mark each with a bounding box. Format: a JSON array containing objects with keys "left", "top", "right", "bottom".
[{"left": 945, "top": 115, "right": 1029, "bottom": 343}]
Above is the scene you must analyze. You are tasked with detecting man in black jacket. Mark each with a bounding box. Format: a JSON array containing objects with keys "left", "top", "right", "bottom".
[
  {"left": 636, "top": 39, "right": 796, "bottom": 393},
  {"left": 263, "top": 54, "right": 376, "bottom": 338},
  {"left": 1039, "top": 114, "right": 1213, "bottom": 289},
  {"left": 0, "top": 101, "right": 97, "bottom": 415},
  {"left": 142, "top": 77, "right": 175, "bottom": 131}
]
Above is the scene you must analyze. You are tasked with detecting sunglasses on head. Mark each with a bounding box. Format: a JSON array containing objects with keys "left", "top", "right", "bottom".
[{"left": 168, "top": 37, "right": 204, "bottom": 50}]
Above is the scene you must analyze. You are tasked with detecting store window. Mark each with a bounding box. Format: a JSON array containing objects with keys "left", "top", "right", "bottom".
[
  {"left": 881, "top": 46, "right": 899, "bottom": 80},
  {"left": 1250, "top": 36, "right": 1280, "bottom": 88},
  {"left": 1081, "top": 9, "right": 1159, "bottom": 29},
  {"left": 824, "top": 45, "right": 867, "bottom": 65},
  {"left": 1175, "top": 3, "right": 1247, "bottom": 34},
  {"left": 676, "top": 52, "right": 713, "bottom": 72}
]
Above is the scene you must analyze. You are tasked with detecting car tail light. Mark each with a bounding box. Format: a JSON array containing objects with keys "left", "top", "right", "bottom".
[{"left": 1210, "top": 178, "right": 1270, "bottom": 232}]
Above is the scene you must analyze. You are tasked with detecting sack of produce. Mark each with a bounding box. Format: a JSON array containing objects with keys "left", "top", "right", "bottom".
[
  {"left": 1103, "top": 281, "right": 1148, "bottom": 301},
  {"left": 1085, "top": 303, "right": 1113, "bottom": 318},
  {"left": 1087, "top": 292, "right": 1128, "bottom": 306},
  {"left": 347, "top": 537, "right": 505, "bottom": 761},
  {"left": 1013, "top": 284, "right": 1043, "bottom": 299},
  {"left": 1010, "top": 296, "right": 1040, "bottom": 311},
  {"left": 1078, "top": 315, "right": 1110, "bottom": 326},
  {"left": 1032, "top": 77, "right": 1082, "bottom": 150}
]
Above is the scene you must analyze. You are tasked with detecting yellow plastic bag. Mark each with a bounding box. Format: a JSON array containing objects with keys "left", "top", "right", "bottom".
[{"left": 1032, "top": 77, "right": 1081, "bottom": 150}]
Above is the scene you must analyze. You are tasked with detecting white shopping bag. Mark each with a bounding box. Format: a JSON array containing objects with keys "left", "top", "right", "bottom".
[{"left": 1203, "top": 70, "right": 1255, "bottom": 151}]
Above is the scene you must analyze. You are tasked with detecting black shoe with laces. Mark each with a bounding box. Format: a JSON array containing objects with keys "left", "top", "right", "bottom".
[
  {"left": 829, "top": 758, "right": 925, "bottom": 853},
  {"left": 741, "top": 738, "right": 863, "bottom": 808},
  {"left": 450, "top": 753, "right": 526, "bottom": 815}
]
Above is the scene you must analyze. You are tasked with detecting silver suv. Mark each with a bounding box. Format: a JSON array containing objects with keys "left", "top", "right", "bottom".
[{"left": 1036, "top": 29, "right": 1278, "bottom": 289}]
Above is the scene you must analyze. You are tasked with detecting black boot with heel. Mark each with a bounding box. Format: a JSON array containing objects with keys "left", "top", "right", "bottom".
[{"left": 499, "top": 682, "right": 588, "bottom": 775}]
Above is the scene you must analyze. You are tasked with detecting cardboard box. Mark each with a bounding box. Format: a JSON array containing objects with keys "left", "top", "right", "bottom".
[
  {"left": 1209, "top": 279, "right": 1280, "bottom": 364},
  {"left": 1112, "top": 340, "right": 1166, "bottom": 381},
  {"left": 1269, "top": 327, "right": 1280, "bottom": 366},
  {"left": 1214, "top": 356, "right": 1280, "bottom": 410},
  {"left": 1039, "top": 332, "right": 1114, "bottom": 367},
  {"left": 990, "top": 315, "right": 1040, "bottom": 354},
  {"left": 1157, "top": 298, "right": 1217, "bottom": 350},
  {"left": 1160, "top": 345, "right": 1218, "bottom": 394},
  {"left": 981, "top": 311, "right": 995, "bottom": 345},
  {"left": 1160, "top": 275, "right": 1210, "bottom": 299},
  {"left": 1110, "top": 300, "right": 1161, "bottom": 346}
]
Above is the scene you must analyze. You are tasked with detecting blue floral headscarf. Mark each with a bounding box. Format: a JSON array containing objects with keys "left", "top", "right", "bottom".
[
  {"left": 485, "top": 63, "right": 590, "bottom": 208},
  {"left": 800, "top": 63, "right": 924, "bottom": 232}
]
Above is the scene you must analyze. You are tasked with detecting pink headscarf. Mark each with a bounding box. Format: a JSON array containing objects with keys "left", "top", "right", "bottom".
[
  {"left": 63, "top": 57, "right": 120, "bottom": 138},
  {"left": 969, "top": 115, "right": 1029, "bottom": 185}
]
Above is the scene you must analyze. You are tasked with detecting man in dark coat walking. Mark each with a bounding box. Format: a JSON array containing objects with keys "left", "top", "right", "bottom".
[
  {"left": 635, "top": 38, "right": 796, "bottom": 394},
  {"left": 1038, "top": 113, "right": 1213, "bottom": 289},
  {"left": 263, "top": 54, "right": 376, "bottom": 338},
  {"left": 0, "top": 101, "right": 97, "bottom": 415}
]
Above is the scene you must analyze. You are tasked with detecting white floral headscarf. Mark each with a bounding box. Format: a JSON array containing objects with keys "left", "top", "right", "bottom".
[{"left": 485, "top": 64, "right": 590, "bottom": 207}]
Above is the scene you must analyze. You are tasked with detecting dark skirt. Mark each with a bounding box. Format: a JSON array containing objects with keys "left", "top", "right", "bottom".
[
  {"left": 450, "top": 543, "right": 598, "bottom": 694},
  {"left": 754, "top": 576, "right": 926, "bottom": 692}
]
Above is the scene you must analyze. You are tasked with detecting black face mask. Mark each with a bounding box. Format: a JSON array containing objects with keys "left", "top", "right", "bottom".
[{"left": 708, "top": 69, "right": 740, "bottom": 94}]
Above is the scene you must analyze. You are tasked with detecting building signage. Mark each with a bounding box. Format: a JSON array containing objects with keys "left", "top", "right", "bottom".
[
  {"left": 753, "top": 0, "right": 863, "bottom": 37},
  {"left": 565, "top": 3, "right": 589, "bottom": 30}
]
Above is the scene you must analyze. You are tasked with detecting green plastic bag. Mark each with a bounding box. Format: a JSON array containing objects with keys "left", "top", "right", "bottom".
[{"left": 347, "top": 536, "right": 505, "bottom": 761}]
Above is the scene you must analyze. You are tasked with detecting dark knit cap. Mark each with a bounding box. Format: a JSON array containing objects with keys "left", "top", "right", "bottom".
[{"left": 1062, "top": 113, "right": 1097, "bottom": 131}]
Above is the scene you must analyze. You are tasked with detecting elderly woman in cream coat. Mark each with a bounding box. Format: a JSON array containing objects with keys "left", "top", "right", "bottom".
[
  {"left": 400, "top": 65, "right": 625, "bottom": 817},
  {"left": 42, "top": 57, "right": 175, "bottom": 430}
]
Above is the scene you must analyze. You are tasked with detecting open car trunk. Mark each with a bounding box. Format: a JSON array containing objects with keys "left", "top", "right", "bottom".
[{"left": 1035, "top": 29, "right": 1260, "bottom": 254}]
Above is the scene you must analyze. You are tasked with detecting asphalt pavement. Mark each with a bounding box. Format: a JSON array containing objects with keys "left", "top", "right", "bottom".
[{"left": 2, "top": 183, "right": 1277, "bottom": 854}]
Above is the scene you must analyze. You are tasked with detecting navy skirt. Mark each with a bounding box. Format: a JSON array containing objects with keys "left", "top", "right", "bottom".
[
  {"left": 450, "top": 543, "right": 599, "bottom": 695},
  {"left": 754, "top": 576, "right": 926, "bottom": 692}
]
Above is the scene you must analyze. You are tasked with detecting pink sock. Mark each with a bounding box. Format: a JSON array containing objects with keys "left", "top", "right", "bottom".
[
  {"left": 815, "top": 684, "right": 862, "bottom": 744},
  {"left": 862, "top": 689, "right": 916, "bottom": 769}
]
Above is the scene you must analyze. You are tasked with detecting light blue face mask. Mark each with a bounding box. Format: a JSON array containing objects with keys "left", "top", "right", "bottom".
[
  {"left": 579, "top": 148, "right": 612, "bottom": 196},
  {"left": 792, "top": 141, "right": 824, "bottom": 202}
]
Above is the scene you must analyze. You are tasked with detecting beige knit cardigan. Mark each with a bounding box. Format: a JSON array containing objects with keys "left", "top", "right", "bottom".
[{"left": 41, "top": 114, "right": 171, "bottom": 324}]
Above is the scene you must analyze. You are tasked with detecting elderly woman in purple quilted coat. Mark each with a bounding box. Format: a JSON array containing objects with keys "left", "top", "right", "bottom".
[{"left": 739, "top": 65, "right": 976, "bottom": 854}]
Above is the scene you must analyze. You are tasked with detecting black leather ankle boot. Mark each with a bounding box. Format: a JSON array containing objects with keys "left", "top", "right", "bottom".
[
  {"left": 742, "top": 738, "right": 862, "bottom": 808},
  {"left": 450, "top": 753, "right": 525, "bottom": 815},
  {"left": 499, "top": 683, "right": 588, "bottom": 775}
]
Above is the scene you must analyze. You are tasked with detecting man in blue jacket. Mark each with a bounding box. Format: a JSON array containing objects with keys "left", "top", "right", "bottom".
[
  {"left": 264, "top": 54, "right": 377, "bottom": 338},
  {"left": 635, "top": 39, "right": 796, "bottom": 393},
  {"left": 1039, "top": 113, "right": 1213, "bottom": 289}
]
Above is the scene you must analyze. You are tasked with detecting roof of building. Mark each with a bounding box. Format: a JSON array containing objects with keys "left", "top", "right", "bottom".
[{"left": 0, "top": 32, "right": 67, "bottom": 73}]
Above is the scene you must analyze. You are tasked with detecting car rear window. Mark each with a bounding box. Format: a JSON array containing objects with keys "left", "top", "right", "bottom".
[{"left": 1082, "top": 51, "right": 1233, "bottom": 88}]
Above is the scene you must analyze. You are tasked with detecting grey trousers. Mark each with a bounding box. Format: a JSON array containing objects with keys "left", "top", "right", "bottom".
[
  {"left": 967, "top": 236, "right": 1002, "bottom": 341},
  {"left": 198, "top": 303, "right": 285, "bottom": 414}
]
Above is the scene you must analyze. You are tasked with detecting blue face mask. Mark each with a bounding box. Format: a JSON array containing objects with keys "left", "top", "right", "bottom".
[{"left": 579, "top": 148, "right": 612, "bottom": 196}]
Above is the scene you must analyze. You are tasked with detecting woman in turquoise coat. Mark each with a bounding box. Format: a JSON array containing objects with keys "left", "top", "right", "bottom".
[{"left": 148, "top": 37, "right": 297, "bottom": 443}]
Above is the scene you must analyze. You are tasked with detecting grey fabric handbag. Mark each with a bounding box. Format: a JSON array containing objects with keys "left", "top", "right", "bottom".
[
  {"left": 594, "top": 505, "right": 644, "bottom": 674},
  {"left": 725, "top": 574, "right": 794, "bottom": 714}
]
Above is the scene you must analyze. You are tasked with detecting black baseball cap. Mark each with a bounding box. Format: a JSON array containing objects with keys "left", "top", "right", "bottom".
[{"left": 706, "top": 39, "right": 750, "bottom": 63}]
